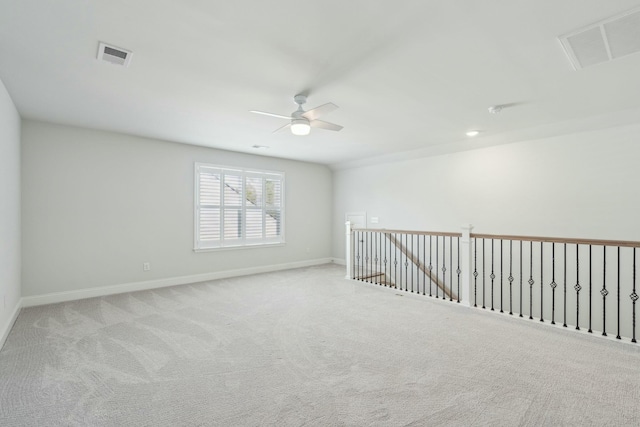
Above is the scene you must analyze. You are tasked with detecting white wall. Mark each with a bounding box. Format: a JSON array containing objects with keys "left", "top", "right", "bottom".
[
  {"left": 0, "top": 78, "right": 21, "bottom": 346},
  {"left": 333, "top": 123, "right": 640, "bottom": 259},
  {"left": 21, "top": 120, "right": 332, "bottom": 297}
]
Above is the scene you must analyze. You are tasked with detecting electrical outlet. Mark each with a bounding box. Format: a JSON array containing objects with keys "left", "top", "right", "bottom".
[{"left": 143, "top": 262, "right": 151, "bottom": 272}]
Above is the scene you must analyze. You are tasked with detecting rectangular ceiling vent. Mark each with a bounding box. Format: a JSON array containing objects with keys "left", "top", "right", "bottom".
[
  {"left": 559, "top": 7, "right": 640, "bottom": 70},
  {"left": 97, "top": 42, "right": 132, "bottom": 67}
]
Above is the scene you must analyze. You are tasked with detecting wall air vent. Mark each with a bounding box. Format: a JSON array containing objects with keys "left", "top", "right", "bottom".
[
  {"left": 97, "top": 42, "right": 133, "bottom": 67},
  {"left": 559, "top": 7, "right": 640, "bottom": 70}
]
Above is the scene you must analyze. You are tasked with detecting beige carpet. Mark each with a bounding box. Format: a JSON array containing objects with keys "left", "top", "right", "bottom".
[{"left": 1, "top": 263, "right": 639, "bottom": 426}]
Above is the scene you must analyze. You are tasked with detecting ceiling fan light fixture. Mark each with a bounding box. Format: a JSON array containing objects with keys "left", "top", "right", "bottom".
[{"left": 291, "top": 118, "right": 311, "bottom": 136}]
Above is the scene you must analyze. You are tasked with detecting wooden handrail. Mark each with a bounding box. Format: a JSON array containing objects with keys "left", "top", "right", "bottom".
[
  {"left": 470, "top": 233, "right": 640, "bottom": 248},
  {"left": 350, "top": 227, "right": 640, "bottom": 248},
  {"left": 384, "top": 232, "right": 457, "bottom": 300},
  {"left": 352, "top": 228, "right": 462, "bottom": 238}
]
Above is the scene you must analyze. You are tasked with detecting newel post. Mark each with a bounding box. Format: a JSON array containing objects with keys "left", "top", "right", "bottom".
[
  {"left": 345, "top": 221, "right": 352, "bottom": 279},
  {"left": 460, "top": 224, "right": 474, "bottom": 307}
]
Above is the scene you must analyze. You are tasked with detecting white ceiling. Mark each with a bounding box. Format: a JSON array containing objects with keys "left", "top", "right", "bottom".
[{"left": 2, "top": 0, "right": 640, "bottom": 168}]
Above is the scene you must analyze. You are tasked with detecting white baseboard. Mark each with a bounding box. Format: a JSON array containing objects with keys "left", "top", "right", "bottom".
[
  {"left": 331, "top": 257, "right": 346, "bottom": 266},
  {"left": 22, "top": 258, "right": 333, "bottom": 308},
  {"left": 0, "top": 298, "right": 22, "bottom": 351}
]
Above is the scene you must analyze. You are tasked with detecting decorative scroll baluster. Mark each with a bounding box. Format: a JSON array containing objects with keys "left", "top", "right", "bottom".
[
  {"left": 383, "top": 232, "right": 388, "bottom": 287},
  {"left": 490, "top": 239, "right": 495, "bottom": 311},
  {"left": 457, "top": 237, "right": 461, "bottom": 303},
  {"left": 400, "top": 234, "right": 404, "bottom": 290},
  {"left": 632, "top": 248, "right": 637, "bottom": 343},
  {"left": 575, "top": 245, "right": 581, "bottom": 330},
  {"left": 540, "top": 242, "right": 544, "bottom": 322},
  {"left": 602, "top": 246, "right": 608, "bottom": 337},
  {"left": 529, "top": 241, "right": 534, "bottom": 320},
  {"left": 473, "top": 238, "right": 478, "bottom": 307},
  {"left": 508, "top": 240, "right": 514, "bottom": 315},
  {"left": 435, "top": 236, "right": 440, "bottom": 298},
  {"left": 550, "top": 243, "right": 556, "bottom": 325},
  {"left": 617, "top": 246, "right": 621, "bottom": 340}
]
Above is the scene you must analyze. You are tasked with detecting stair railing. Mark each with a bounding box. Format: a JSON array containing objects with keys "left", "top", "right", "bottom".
[{"left": 345, "top": 222, "right": 639, "bottom": 344}]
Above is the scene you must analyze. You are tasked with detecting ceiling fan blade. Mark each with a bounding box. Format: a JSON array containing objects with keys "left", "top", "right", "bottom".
[
  {"left": 272, "top": 123, "right": 291, "bottom": 133},
  {"left": 301, "top": 103, "right": 338, "bottom": 121},
  {"left": 250, "top": 110, "right": 291, "bottom": 120},
  {"left": 310, "top": 119, "right": 343, "bottom": 132}
]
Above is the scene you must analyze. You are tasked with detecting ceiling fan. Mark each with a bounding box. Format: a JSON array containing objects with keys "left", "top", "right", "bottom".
[{"left": 250, "top": 95, "right": 343, "bottom": 136}]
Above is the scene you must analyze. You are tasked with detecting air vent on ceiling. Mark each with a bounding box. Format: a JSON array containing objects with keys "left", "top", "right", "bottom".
[
  {"left": 559, "top": 7, "right": 640, "bottom": 70},
  {"left": 97, "top": 42, "right": 132, "bottom": 67}
]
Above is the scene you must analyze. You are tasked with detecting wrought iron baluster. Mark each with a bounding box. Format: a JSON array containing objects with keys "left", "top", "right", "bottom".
[
  {"left": 563, "top": 244, "right": 567, "bottom": 327},
  {"left": 400, "top": 234, "right": 404, "bottom": 291},
  {"left": 616, "top": 246, "right": 621, "bottom": 340},
  {"left": 370, "top": 231, "right": 374, "bottom": 284},
  {"left": 508, "top": 240, "right": 514, "bottom": 315},
  {"left": 540, "top": 242, "right": 544, "bottom": 322},
  {"left": 482, "top": 238, "right": 486, "bottom": 309},
  {"left": 429, "top": 235, "right": 433, "bottom": 297},
  {"left": 383, "top": 232, "right": 387, "bottom": 287},
  {"left": 349, "top": 230, "right": 357, "bottom": 279},
  {"left": 490, "top": 239, "right": 495, "bottom": 311},
  {"left": 520, "top": 240, "right": 523, "bottom": 318},
  {"left": 473, "top": 238, "right": 478, "bottom": 307},
  {"left": 404, "top": 234, "right": 409, "bottom": 292},
  {"left": 379, "top": 232, "right": 383, "bottom": 286},
  {"left": 416, "top": 234, "right": 420, "bottom": 293},
  {"left": 441, "top": 236, "right": 447, "bottom": 300},
  {"left": 457, "top": 237, "right": 461, "bottom": 303},
  {"left": 529, "top": 241, "right": 534, "bottom": 320},
  {"left": 366, "top": 231, "right": 371, "bottom": 283},
  {"left": 550, "top": 242, "right": 556, "bottom": 325},
  {"left": 450, "top": 236, "right": 453, "bottom": 302},
  {"left": 411, "top": 234, "right": 414, "bottom": 293},
  {"left": 588, "top": 245, "right": 593, "bottom": 333},
  {"left": 394, "top": 233, "right": 398, "bottom": 289},
  {"left": 500, "top": 239, "right": 504, "bottom": 313},
  {"left": 423, "top": 235, "right": 426, "bottom": 295},
  {"left": 436, "top": 236, "right": 440, "bottom": 298},
  {"left": 575, "top": 244, "right": 581, "bottom": 330},
  {"left": 632, "top": 248, "right": 637, "bottom": 343},
  {"left": 374, "top": 232, "right": 378, "bottom": 285},
  {"left": 602, "top": 246, "right": 608, "bottom": 337}
]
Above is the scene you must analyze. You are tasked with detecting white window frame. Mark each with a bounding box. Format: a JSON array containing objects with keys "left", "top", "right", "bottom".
[{"left": 194, "top": 162, "right": 285, "bottom": 251}]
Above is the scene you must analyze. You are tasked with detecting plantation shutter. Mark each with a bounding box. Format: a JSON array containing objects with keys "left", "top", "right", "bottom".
[
  {"left": 195, "top": 163, "right": 284, "bottom": 249},
  {"left": 196, "top": 166, "right": 222, "bottom": 248}
]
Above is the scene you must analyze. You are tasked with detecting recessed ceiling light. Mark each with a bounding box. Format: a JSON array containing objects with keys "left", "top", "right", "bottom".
[
  {"left": 252, "top": 145, "right": 269, "bottom": 149},
  {"left": 466, "top": 130, "right": 480, "bottom": 137}
]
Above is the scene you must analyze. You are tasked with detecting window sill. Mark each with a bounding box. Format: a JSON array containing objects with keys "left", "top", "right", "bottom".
[{"left": 193, "top": 242, "right": 285, "bottom": 253}]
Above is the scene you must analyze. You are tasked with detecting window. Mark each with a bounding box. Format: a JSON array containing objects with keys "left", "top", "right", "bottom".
[{"left": 194, "top": 163, "right": 284, "bottom": 250}]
